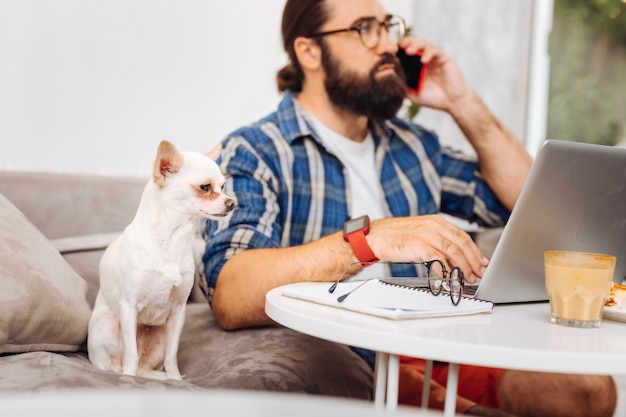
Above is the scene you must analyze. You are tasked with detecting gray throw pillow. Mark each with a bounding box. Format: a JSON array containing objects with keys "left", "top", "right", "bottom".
[{"left": 0, "top": 193, "right": 92, "bottom": 354}]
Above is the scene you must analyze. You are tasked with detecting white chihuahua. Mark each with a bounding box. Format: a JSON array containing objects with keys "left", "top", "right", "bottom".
[{"left": 87, "top": 140, "right": 235, "bottom": 380}]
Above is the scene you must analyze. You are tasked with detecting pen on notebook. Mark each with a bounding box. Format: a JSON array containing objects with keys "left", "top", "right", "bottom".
[{"left": 337, "top": 279, "right": 373, "bottom": 303}]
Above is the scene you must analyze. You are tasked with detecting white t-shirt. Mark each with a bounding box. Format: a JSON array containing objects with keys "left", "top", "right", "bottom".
[{"left": 310, "top": 117, "right": 386, "bottom": 281}]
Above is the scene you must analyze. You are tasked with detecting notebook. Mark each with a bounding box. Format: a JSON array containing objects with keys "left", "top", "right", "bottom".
[
  {"left": 282, "top": 279, "right": 493, "bottom": 320},
  {"left": 473, "top": 140, "right": 626, "bottom": 304}
]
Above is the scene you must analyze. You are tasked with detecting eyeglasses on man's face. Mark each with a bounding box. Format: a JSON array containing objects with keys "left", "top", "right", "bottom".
[
  {"left": 308, "top": 15, "right": 406, "bottom": 49},
  {"left": 329, "top": 260, "right": 465, "bottom": 306}
]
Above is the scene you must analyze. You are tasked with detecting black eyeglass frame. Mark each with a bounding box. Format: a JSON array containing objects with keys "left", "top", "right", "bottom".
[
  {"left": 424, "top": 259, "right": 465, "bottom": 306},
  {"left": 307, "top": 15, "right": 406, "bottom": 49}
]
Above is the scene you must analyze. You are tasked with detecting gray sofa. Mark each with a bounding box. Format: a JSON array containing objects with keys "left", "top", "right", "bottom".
[{"left": 0, "top": 171, "right": 373, "bottom": 398}]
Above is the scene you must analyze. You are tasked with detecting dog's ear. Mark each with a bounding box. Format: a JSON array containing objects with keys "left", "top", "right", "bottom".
[
  {"left": 153, "top": 140, "right": 184, "bottom": 187},
  {"left": 205, "top": 143, "right": 222, "bottom": 160}
]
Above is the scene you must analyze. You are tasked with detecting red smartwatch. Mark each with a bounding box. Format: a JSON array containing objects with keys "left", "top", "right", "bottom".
[{"left": 343, "top": 215, "right": 379, "bottom": 266}]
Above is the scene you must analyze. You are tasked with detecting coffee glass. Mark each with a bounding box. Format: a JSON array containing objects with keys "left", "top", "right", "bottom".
[{"left": 544, "top": 251, "right": 616, "bottom": 328}]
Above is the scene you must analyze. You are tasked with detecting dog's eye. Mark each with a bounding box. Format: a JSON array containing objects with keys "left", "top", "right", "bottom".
[{"left": 200, "top": 184, "right": 211, "bottom": 192}]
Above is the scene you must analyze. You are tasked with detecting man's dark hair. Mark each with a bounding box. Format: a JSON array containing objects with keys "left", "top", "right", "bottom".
[{"left": 277, "top": 0, "right": 330, "bottom": 93}]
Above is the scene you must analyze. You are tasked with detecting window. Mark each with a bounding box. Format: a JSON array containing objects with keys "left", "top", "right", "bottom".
[{"left": 548, "top": 0, "right": 626, "bottom": 147}]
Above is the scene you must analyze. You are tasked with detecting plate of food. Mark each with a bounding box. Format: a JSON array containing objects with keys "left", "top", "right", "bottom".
[{"left": 603, "top": 282, "right": 626, "bottom": 323}]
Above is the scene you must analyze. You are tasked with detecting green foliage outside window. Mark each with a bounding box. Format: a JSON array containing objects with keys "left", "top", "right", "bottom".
[{"left": 548, "top": 0, "right": 626, "bottom": 146}]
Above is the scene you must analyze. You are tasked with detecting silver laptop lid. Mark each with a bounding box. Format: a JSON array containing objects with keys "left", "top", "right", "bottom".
[{"left": 475, "top": 140, "right": 626, "bottom": 304}]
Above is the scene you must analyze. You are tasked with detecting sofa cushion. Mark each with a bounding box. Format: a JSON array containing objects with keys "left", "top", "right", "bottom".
[
  {"left": 0, "top": 193, "right": 92, "bottom": 354},
  {"left": 178, "top": 303, "right": 374, "bottom": 398},
  {"left": 0, "top": 304, "right": 374, "bottom": 400}
]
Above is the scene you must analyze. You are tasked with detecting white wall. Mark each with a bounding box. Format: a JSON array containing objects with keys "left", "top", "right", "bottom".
[
  {"left": 0, "top": 0, "right": 544, "bottom": 177},
  {"left": 409, "top": 0, "right": 552, "bottom": 157},
  {"left": 410, "top": 0, "right": 524, "bottom": 156},
  {"left": 0, "top": 0, "right": 287, "bottom": 176}
]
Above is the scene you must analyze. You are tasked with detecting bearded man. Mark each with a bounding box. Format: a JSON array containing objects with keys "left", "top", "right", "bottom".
[{"left": 200, "top": 0, "right": 617, "bottom": 416}]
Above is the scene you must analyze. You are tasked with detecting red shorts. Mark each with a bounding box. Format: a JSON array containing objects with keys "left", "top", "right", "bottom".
[{"left": 398, "top": 356, "right": 506, "bottom": 412}]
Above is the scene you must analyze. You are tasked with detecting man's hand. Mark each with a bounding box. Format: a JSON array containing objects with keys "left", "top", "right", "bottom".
[
  {"left": 367, "top": 215, "right": 489, "bottom": 283},
  {"left": 397, "top": 37, "right": 470, "bottom": 112}
]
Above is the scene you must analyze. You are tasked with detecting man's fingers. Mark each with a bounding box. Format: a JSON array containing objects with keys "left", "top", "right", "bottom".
[
  {"left": 368, "top": 215, "right": 487, "bottom": 282},
  {"left": 435, "top": 219, "right": 486, "bottom": 282}
]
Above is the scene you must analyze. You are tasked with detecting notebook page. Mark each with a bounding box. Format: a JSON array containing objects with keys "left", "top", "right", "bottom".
[{"left": 282, "top": 280, "right": 493, "bottom": 320}]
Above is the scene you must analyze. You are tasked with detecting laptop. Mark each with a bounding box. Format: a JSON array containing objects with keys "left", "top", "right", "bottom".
[{"left": 473, "top": 139, "right": 626, "bottom": 304}]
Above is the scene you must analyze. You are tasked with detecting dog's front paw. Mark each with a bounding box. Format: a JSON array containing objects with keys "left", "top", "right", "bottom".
[
  {"left": 136, "top": 369, "right": 168, "bottom": 380},
  {"left": 166, "top": 371, "right": 183, "bottom": 380}
]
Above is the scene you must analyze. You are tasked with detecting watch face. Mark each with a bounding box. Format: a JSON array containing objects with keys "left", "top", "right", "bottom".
[{"left": 344, "top": 215, "right": 369, "bottom": 235}]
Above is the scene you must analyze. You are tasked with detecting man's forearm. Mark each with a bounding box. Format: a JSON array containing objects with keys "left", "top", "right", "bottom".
[
  {"left": 211, "top": 213, "right": 492, "bottom": 330},
  {"left": 211, "top": 231, "right": 358, "bottom": 330},
  {"left": 449, "top": 91, "right": 533, "bottom": 210}
]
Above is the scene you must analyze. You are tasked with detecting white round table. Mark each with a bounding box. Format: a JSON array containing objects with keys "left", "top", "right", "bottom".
[{"left": 266, "top": 283, "right": 626, "bottom": 416}]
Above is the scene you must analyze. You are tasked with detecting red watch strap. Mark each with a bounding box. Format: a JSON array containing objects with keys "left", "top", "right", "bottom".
[{"left": 346, "top": 230, "right": 379, "bottom": 264}]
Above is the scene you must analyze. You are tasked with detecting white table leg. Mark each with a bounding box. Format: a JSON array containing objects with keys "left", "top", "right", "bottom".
[
  {"left": 386, "top": 353, "right": 399, "bottom": 412},
  {"left": 373, "top": 352, "right": 388, "bottom": 409},
  {"left": 443, "top": 362, "right": 460, "bottom": 417},
  {"left": 421, "top": 359, "right": 433, "bottom": 408}
]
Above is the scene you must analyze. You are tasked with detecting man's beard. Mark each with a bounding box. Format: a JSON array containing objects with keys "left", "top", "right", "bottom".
[{"left": 321, "top": 45, "right": 407, "bottom": 121}]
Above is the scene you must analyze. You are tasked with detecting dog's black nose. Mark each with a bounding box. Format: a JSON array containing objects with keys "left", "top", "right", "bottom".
[{"left": 226, "top": 198, "right": 237, "bottom": 210}]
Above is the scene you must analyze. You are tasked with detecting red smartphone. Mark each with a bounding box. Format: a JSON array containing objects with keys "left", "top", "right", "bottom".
[{"left": 397, "top": 48, "right": 426, "bottom": 92}]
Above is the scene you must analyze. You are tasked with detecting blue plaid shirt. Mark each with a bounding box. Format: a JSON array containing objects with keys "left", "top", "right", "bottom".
[{"left": 201, "top": 92, "right": 510, "bottom": 304}]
